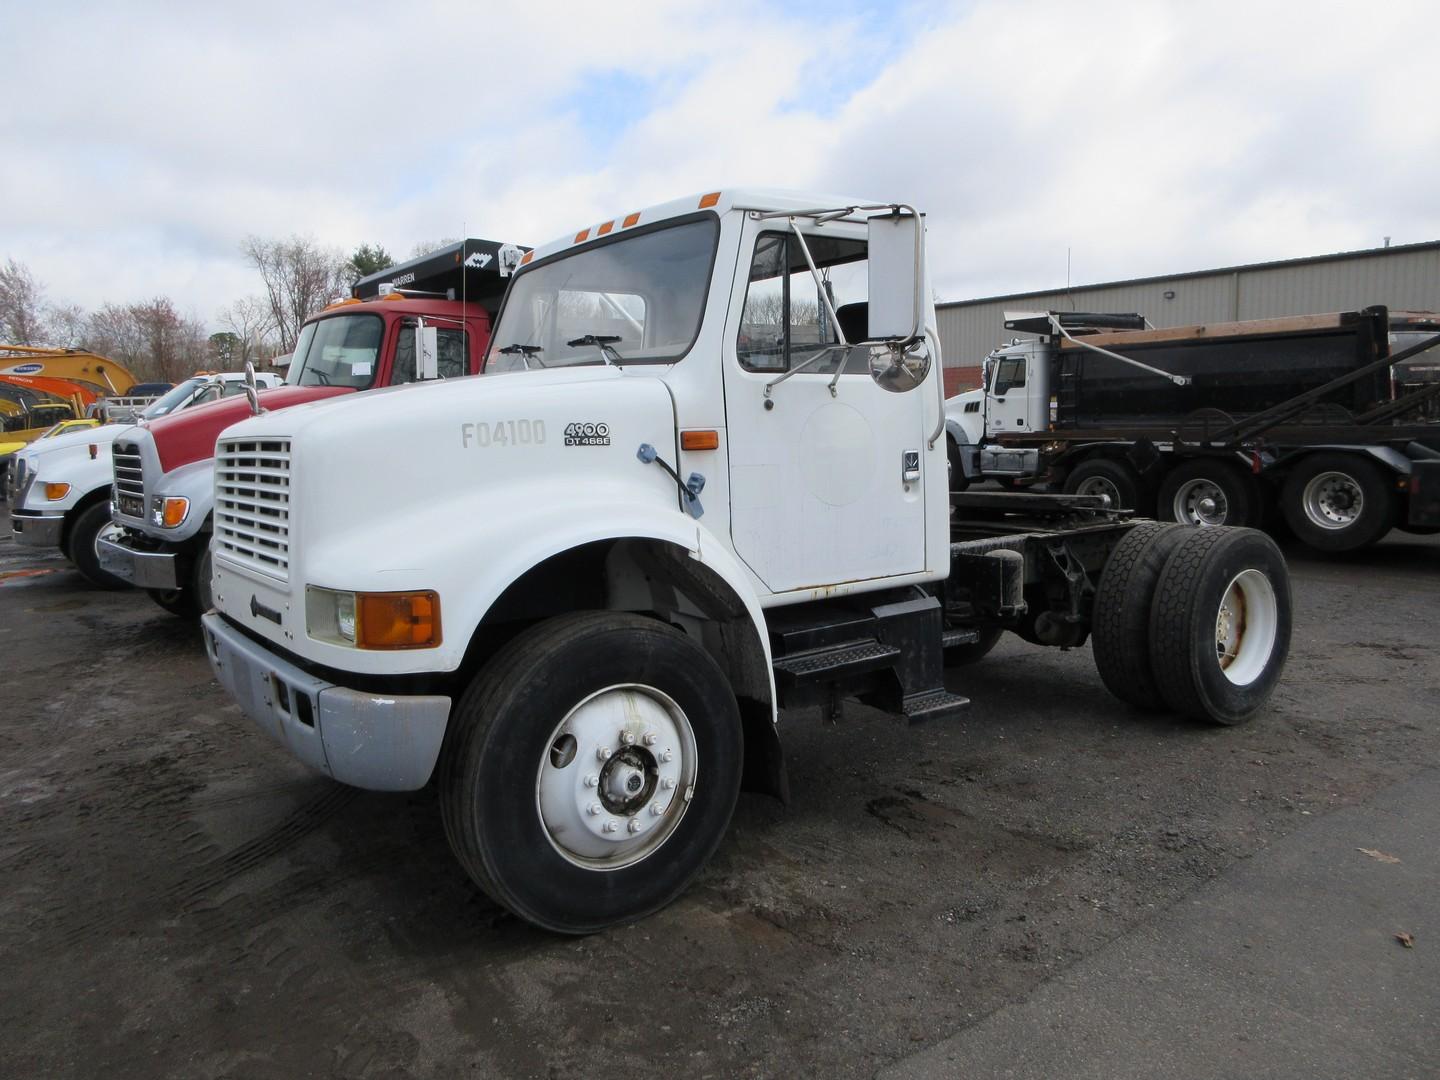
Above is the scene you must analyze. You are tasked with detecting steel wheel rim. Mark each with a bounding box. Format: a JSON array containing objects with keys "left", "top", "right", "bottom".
[
  {"left": 1215, "top": 569, "right": 1278, "bottom": 686},
  {"left": 1302, "top": 470, "right": 1363, "bottom": 530},
  {"left": 535, "top": 683, "right": 697, "bottom": 871},
  {"left": 1075, "top": 475, "right": 1122, "bottom": 508},
  {"left": 1173, "top": 477, "right": 1228, "bottom": 526}
]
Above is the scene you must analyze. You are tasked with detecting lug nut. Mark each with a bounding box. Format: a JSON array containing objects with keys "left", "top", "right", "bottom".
[
  {"left": 603, "top": 821, "right": 618, "bottom": 834},
  {"left": 622, "top": 730, "right": 637, "bottom": 745},
  {"left": 584, "top": 774, "right": 599, "bottom": 788},
  {"left": 660, "top": 750, "right": 674, "bottom": 763},
  {"left": 651, "top": 802, "right": 666, "bottom": 816},
  {"left": 596, "top": 746, "right": 612, "bottom": 761},
  {"left": 587, "top": 803, "right": 602, "bottom": 816},
  {"left": 628, "top": 819, "right": 643, "bottom": 834},
  {"left": 643, "top": 731, "right": 659, "bottom": 746},
  {"left": 663, "top": 777, "right": 677, "bottom": 790}
]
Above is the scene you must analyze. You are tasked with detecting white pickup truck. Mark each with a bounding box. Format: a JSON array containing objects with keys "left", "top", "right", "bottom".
[
  {"left": 202, "top": 190, "right": 1293, "bottom": 933},
  {"left": 8, "top": 372, "right": 280, "bottom": 587}
]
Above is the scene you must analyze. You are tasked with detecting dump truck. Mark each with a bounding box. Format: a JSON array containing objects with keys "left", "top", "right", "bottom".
[
  {"left": 199, "top": 190, "right": 1294, "bottom": 933},
  {"left": 944, "top": 309, "right": 1440, "bottom": 551},
  {"left": 98, "top": 238, "right": 522, "bottom": 614}
]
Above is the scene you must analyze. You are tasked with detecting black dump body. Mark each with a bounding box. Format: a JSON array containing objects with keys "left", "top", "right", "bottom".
[
  {"left": 1053, "top": 306, "right": 1390, "bottom": 430},
  {"left": 351, "top": 238, "right": 529, "bottom": 313}
]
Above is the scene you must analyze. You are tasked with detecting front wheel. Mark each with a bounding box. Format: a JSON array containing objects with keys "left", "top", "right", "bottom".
[
  {"left": 68, "top": 502, "right": 130, "bottom": 590},
  {"left": 439, "top": 612, "right": 743, "bottom": 934}
]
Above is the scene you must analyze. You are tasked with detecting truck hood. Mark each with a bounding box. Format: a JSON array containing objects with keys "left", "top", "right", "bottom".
[
  {"left": 8, "top": 420, "right": 131, "bottom": 467},
  {"left": 944, "top": 388, "right": 985, "bottom": 444},
  {"left": 144, "top": 385, "right": 351, "bottom": 474}
]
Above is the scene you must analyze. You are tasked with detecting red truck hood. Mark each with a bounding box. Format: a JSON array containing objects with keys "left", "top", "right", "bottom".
[{"left": 146, "top": 385, "right": 352, "bottom": 474}]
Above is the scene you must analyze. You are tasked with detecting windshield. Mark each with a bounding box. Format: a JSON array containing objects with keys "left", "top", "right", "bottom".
[
  {"left": 140, "top": 379, "right": 206, "bottom": 418},
  {"left": 286, "top": 314, "right": 384, "bottom": 388},
  {"left": 485, "top": 216, "right": 719, "bottom": 372}
]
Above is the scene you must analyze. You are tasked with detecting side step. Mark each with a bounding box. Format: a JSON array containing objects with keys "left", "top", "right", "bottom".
[
  {"left": 772, "top": 639, "right": 901, "bottom": 687},
  {"left": 901, "top": 687, "right": 970, "bottom": 722}
]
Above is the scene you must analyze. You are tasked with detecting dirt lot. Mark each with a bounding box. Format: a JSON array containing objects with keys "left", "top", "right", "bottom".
[{"left": 2, "top": 523, "right": 1437, "bottom": 1078}]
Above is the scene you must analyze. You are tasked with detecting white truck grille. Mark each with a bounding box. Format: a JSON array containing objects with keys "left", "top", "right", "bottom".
[
  {"left": 112, "top": 441, "right": 146, "bottom": 518},
  {"left": 215, "top": 437, "right": 292, "bottom": 579}
]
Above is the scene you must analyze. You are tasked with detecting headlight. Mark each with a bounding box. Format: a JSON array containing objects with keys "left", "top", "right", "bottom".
[
  {"left": 305, "top": 587, "right": 440, "bottom": 649},
  {"left": 150, "top": 496, "right": 189, "bottom": 528}
]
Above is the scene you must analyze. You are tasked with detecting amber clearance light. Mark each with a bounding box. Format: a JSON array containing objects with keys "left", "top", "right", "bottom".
[{"left": 357, "top": 591, "right": 441, "bottom": 650}]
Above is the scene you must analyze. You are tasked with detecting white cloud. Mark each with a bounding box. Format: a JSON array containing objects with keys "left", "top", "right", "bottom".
[{"left": 3, "top": 0, "right": 1436, "bottom": 330}]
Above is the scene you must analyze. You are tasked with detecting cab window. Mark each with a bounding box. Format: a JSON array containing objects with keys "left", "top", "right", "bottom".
[
  {"left": 392, "top": 327, "right": 470, "bottom": 384},
  {"left": 737, "top": 231, "right": 869, "bottom": 374},
  {"left": 992, "top": 356, "right": 1026, "bottom": 395}
]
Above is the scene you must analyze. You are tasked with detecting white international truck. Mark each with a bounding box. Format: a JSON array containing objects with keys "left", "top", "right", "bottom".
[{"left": 201, "top": 190, "right": 1294, "bottom": 933}]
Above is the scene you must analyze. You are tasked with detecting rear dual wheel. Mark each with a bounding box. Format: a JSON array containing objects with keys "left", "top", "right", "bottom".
[
  {"left": 1092, "top": 525, "right": 1291, "bottom": 724},
  {"left": 439, "top": 612, "right": 743, "bottom": 934},
  {"left": 1281, "top": 453, "right": 1395, "bottom": 552},
  {"left": 1158, "top": 459, "right": 1261, "bottom": 528}
]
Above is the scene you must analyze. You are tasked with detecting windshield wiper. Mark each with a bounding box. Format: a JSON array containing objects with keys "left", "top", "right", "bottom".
[
  {"left": 566, "top": 334, "right": 624, "bottom": 368},
  {"left": 497, "top": 343, "right": 546, "bottom": 369}
]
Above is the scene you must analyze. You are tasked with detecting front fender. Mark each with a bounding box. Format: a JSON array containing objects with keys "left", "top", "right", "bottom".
[
  {"left": 18, "top": 442, "right": 113, "bottom": 514},
  {"left": 296, "top": 478, "right": 775, "bottom": 708},
  {"left": 151, "top": 457, "right": 216, "bottom": 541}
]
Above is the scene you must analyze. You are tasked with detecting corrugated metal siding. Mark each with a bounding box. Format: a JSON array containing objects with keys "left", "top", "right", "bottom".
[{"left": 938, "top": 243, "right": 1440, "bottom": 384}]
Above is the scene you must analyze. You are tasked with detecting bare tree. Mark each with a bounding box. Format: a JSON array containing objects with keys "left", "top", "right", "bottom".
[
  {"left": 82, "top": 299, "right": 207, "bottom": 383},
  {"left": 0, "top": 258, "right": 48, "bottom": 344},
  {"left": 219, "top": 295, "right": 278, "bottom": 368},
  {"left": 410, "top": 237, "right": 460, "bottom": 259},
  {"left": 242, "top": 235, "right": 350, "bottom": 353}
]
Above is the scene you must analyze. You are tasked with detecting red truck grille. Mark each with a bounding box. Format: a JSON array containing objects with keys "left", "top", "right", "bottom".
[{"left": 214, "top": 437, "right": 291, "bottom": 579}]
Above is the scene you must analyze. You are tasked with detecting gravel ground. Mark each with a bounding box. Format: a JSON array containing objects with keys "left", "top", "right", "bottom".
[{"left": 1, "top": 523, "right": 1437, "bottom": 1078}]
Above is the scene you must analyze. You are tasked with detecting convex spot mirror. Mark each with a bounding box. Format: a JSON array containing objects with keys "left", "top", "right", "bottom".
[{"left": 869, "top": 343, "right": 932, "bottom": 393}]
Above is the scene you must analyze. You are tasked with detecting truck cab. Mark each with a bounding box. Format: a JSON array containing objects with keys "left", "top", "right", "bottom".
[{"left": 98, "top": 286, "right": 503, "bottom": 614}]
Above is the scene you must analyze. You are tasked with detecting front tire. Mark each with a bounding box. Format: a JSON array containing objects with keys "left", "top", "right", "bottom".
[
  {"left": 69, "top": 502, "right": 129, "bottom": 590},
  {"left": 439, "top": 612, "right": 743, "bottom": 934},
  {"left": 1148, "top": 528, "right": 1291, "bottom": 725}
]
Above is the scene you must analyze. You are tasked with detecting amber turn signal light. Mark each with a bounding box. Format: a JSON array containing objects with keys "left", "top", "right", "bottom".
[
  {"left": 45, "top": 483, "right": 71, "bottom": 500},
  {"left": 680, "top": 430, "right": 719, "bottom": 451},
  {"left": 162, "top": 497, "right": 189, "bottom": 527},
  {"left": 357, "top": 591, "right": 441, "bottom": 649}
]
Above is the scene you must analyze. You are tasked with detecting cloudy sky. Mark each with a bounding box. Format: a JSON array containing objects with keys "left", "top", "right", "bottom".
[{"left": 5, "top": 0, "right": 1436, "bottom": 330}]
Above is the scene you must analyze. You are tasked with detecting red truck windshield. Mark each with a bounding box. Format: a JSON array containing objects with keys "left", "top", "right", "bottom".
[{"left": 287, "top": 313, "right": 471, "bottom": 388}]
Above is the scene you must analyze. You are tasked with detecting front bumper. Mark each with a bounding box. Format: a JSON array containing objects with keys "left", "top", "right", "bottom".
[
  {"left": 9, "top": 511, "right": 64, "bottom": 548},
  {"left": 97, "top": 531, "right": 180, "bottom": 589},
  {"left": 201, "top": 613, "right": 451, "bottom": 792}
]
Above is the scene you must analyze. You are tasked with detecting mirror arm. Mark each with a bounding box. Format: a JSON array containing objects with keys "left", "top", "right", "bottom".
[
  {"left": 789, "top": 219, "right": 849, "bottom": 350},
  {"left": 763, "top": 344, "right": 849, "bottom": 397},
  {"left": 926, "top": 328, "right": 945, "bottom": 448}
]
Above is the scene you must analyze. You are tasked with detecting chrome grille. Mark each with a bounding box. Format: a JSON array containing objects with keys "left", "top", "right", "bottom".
[
  {"left": 112, "top": 441, "right": 146, "bottom": 518},
  {"left": 214, "top": 437, "right": 291, "bottom": 579}
]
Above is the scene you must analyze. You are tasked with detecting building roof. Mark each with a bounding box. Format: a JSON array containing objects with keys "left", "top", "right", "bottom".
[{"left": 938, "top": 239, "right": 1440, "bottom": 310}]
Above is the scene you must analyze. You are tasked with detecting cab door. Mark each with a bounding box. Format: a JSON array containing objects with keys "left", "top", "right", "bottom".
[
  {"left": 984, "top": 351, "right": 1031, "bottom": 436},
  {"left": 721, "top": 219, "right": 928, "bottom": 595}
]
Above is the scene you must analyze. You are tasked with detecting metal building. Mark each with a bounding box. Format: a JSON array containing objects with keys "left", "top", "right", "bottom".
[{"left": 937, "top": 239, "right": 1440, "bottom": 394}]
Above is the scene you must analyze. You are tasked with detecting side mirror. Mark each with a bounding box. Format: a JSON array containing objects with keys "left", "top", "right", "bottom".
[
  {"left": 417, "top": 324, "right": 439, "bottom": 380},
  {"left": 866, "top": 209, "right": 922, "bottom": 341}
]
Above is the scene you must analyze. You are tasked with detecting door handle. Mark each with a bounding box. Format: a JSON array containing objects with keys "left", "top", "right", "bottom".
[{"left": 902, "top": 450, "right": 921, "bottom": 485}]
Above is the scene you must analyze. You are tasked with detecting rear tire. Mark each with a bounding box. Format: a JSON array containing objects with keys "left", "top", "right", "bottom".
[
  {"left": 69, "top": 502, "right": 129, "bottom": 590},
  {"left": 1063, "top": 458, "right": 1148, "bottom": 514},
  {"left": 1148, "top": 528, "right": 1291, "bottom": 725},
  {"left": 1090, "top": 522, "right": 1189, "bottom": 710},
  {"left": 439, "top": 612, "right": 743, "bottom": 934},
  {"left": 1158, "top": 459, "right": 1259, "bottom": 528},
  {"left": 947, "top": 436, "right": 970, "bottom": 493},
  {"left": 1280, "top": 453, "right": 1396, "bottom": 552}
]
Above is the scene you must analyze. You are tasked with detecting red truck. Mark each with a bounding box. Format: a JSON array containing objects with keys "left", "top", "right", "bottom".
[{"left": 97, "top": 238, "right": 523, "bottom": 614}]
